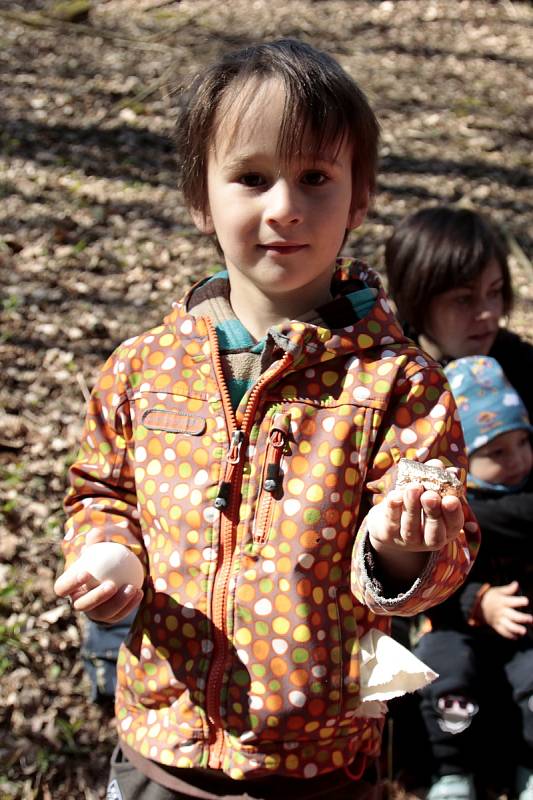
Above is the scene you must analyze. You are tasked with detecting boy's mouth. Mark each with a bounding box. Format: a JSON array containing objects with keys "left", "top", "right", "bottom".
[{"left": 258, "top": 242, "right": 307, "bottom": 254}]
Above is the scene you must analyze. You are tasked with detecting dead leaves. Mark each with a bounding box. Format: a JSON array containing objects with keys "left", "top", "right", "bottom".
[{"left": 1, "top": 0, "right": 532, "bottom": 797}]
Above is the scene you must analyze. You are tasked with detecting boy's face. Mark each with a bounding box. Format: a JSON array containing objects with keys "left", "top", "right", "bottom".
[
  {"left": 470, "top": 428, "right": 533, "bottom": 487},
  {"left": 422, "top": 260, "right": 504, "bottom": 360},
  {"left": 192, "top": 79, "right": 367, "bottom": 314}
]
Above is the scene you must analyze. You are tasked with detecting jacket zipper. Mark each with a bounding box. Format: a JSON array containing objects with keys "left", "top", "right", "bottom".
[
  {"left": 203, "top": 318, "right": 292, "bottom": 767},
  {"left": 252, "top": 412, "right": 291, "bottom": 549}
]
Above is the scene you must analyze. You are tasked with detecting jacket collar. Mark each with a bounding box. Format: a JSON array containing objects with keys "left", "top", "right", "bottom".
[{"left": 166, "top": 258, "right": 408, "bottom": 369}]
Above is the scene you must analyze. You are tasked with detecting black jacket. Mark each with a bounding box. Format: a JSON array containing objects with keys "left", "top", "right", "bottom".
[
  {"left": 426, "top": 478, "right": 533, "bottom": 633},
  {"left": 489, "top": 328, "right": 533, "bottom": 422},
  {"left": 410, "top": 326, "right": 533, "bottom": 634}
]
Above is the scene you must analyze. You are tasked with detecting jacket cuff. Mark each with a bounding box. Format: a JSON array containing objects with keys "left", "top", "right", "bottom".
[
  {"left": 466, "top": 582, "right": 491, "bottom": 627},
  {"left": 355, "top": 531, "right": 437, "bottom": 613}
]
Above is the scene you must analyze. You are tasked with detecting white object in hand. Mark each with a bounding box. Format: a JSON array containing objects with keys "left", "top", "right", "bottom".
[{"left": 77, "top": 541, "right": 144, "bottom": 589}]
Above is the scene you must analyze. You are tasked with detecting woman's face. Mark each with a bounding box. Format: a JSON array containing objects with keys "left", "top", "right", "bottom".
[{"left": 420, "top": 260, "right": 505, "bottom": 361}]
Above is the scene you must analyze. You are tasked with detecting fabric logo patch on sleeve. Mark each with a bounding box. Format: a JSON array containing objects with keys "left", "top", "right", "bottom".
[{"left": 106, "top": 779, "right": 123, "bottom": 800}]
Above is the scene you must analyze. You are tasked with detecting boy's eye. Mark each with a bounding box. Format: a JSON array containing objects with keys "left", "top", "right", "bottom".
[
  {"left": 238, "top": 173, "right": 266, "bottom": 188},
  {"left": 301, "top": 171, "right": 328, "bottom": 186}
]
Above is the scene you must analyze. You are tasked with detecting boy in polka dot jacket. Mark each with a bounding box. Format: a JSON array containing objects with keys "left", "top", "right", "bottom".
[{"left": 55, "top": 39, "right": 480, "bottom": 800}]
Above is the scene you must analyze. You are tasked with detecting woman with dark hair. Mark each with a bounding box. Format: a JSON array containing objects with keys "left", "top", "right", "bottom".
[
  {"left": 385, "top": 206, "right": 533, "bottom": 418},
  {"left": 385, "top": 206, "right": 533, "bottom": 800}
]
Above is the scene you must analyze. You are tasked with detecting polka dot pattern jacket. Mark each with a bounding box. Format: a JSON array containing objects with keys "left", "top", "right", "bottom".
[{"left": 62, "top": 261, "right": 480, "bottom": 781}]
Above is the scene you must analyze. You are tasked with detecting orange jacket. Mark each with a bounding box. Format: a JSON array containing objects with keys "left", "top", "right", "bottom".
[{"left": 63, "top": 262, "right": 480, "bottom": 779}]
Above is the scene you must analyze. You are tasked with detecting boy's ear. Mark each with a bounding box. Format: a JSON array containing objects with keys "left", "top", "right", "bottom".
[
  {"left": 190, "top": 207, "right": 215, "bottom": 235},
  {"left": 347, "top": 190, "right": 370, "bottom": 231}
]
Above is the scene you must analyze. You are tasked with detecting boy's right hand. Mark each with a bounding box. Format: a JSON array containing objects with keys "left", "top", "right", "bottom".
[
  {"left": 480, "top": 581, "right": 533, "bottom": 639},
  {"left": 54, "top": 532, "right": 143, "bottom": 624}
]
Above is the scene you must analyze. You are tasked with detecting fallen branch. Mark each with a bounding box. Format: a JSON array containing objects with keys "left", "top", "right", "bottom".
[
  {"left": 145, "top": 8, "right": 197, "bottom": 42},
  {"left": 143, "top": 0, "right": 182, "bottom": 9},
  {"left": 99, "top": 61, "right": 178, "bottom": 122},
  {"left": 0, "top": 9, "right": 176, "bottom": 52}
]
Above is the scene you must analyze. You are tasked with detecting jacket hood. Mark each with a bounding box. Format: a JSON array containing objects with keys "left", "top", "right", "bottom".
[{"left": 165, "top": 258, "right": 410, "bottom": 372}]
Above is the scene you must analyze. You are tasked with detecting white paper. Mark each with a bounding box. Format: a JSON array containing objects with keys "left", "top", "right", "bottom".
[{"left": 355, "top": 628, "right": 438, "bottom": 717}]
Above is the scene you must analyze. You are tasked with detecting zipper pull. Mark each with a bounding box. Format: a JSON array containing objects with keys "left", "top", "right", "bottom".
[
  {"left": 262, "top": 414, "right": 290, "bottom": 493},
  {"left": 214, "top": 481, "right": 231, "bottom": 509},
  {"left": 264, "top": 463, "right": 281, "bottom": 493},
  {"left": 214, "top": 430, "right": 245, "bottom": 509},
  {"left": 226, "top": 430, "right": 244, "bottom": 465}
]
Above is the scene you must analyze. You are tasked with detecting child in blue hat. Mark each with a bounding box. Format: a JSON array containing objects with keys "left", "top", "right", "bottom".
[
  {"left": 416, "top": 356, "right": 533, "bottom": 800},
  {"left": 447, "top": 356, "right": 533, "bottom": 493}
]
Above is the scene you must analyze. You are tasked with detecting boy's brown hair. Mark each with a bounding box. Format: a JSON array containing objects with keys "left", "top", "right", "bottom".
[
  {"left": 175, "top": 38, "right": 379, "bottom": 216},
  {"left": 385, "top": 206, "right": 512, "bottom": 334}
]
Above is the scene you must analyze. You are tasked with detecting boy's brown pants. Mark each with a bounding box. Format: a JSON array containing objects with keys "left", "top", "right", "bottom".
[{"left": 107, "top": 744, "right": 383, "bottom": 800}]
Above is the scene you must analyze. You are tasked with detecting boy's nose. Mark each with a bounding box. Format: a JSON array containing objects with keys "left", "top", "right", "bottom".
[{"left": 265, "top": 181, "right": 302, "bottom": 226}]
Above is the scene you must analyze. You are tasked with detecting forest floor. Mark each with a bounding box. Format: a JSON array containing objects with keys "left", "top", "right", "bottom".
[{"left": 0, "top": 0, "right": 532, "bottom": 797}]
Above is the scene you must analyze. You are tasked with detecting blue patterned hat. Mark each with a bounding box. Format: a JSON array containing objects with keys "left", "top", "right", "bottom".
[{"left": 444, "top": 356, "right": 533, "bottom": 456}]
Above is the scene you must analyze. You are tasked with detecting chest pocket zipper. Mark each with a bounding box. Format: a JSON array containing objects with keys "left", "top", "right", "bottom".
[{"left": 251, "top": 412, "right": 291, "bottom": 550}]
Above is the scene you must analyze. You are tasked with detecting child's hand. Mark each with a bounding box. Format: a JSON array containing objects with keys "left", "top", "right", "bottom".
[
  {"left": 368, "top": 462, "right": 464, "bottom": 552},
  {"left": 54, "top": 531, "right": 143, "bottom": 624},
  {"left": 480, "top": 581, "right": 533, "bottom": 639},
  {"left": 366, "top": 460, "right": 465, "bottom": 583}
]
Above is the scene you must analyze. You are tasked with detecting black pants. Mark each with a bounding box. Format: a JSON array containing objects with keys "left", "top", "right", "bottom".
[
  {"left": 107, "top": 746, "right": 382, "bottom": 800},
  {"left": 384, "top": 618, "right": 432, "bottom": 786},
  {"left": 415, "top": 630, "right": 533, "bottom": 782}
]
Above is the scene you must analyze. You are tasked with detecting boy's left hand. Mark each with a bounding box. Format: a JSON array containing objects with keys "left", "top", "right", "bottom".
[
  {"left": 368, "top": 483, "right": 464, "bottom": 553},
  {"left": 367, "top": 459, "right": 464, "bottom": 560}
]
